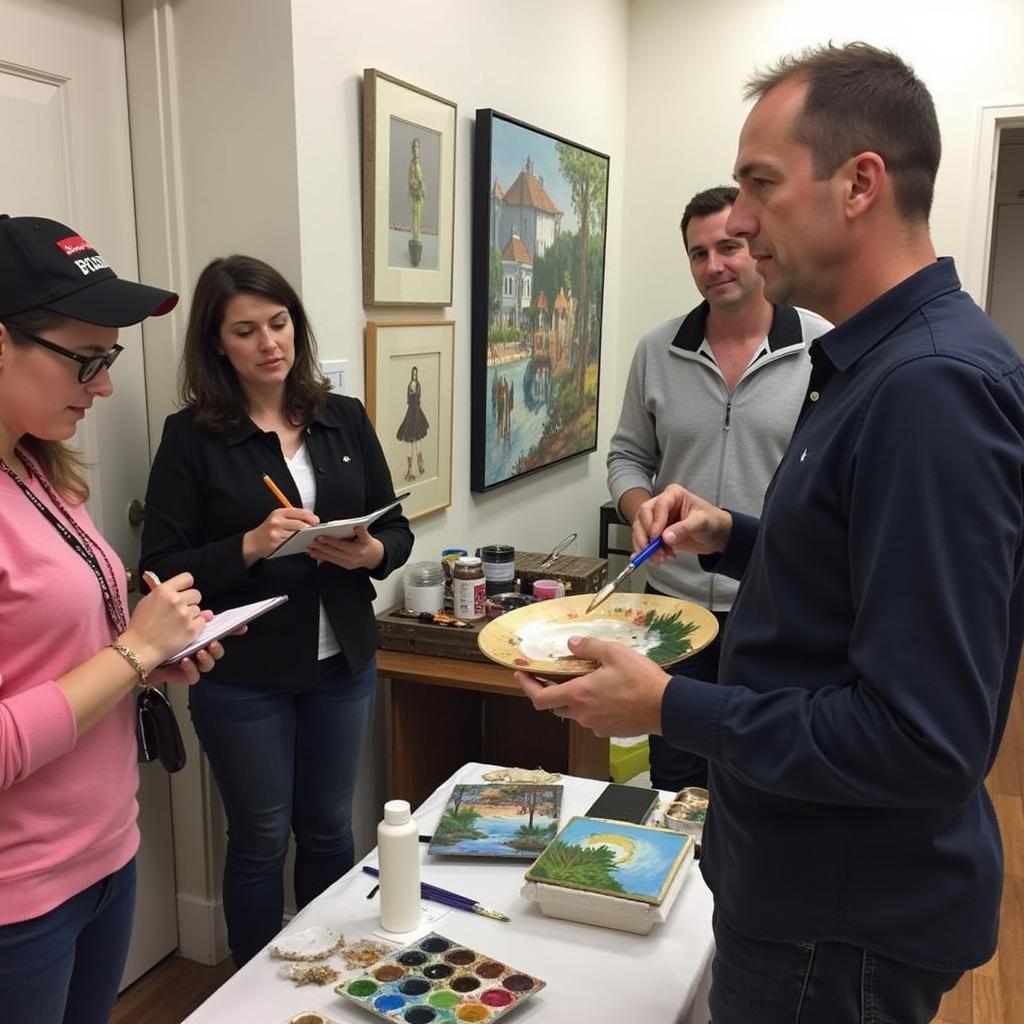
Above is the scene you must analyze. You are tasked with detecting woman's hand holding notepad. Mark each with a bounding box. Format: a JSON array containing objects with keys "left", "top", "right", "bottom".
[
  {"left": 266, "top": 494, "right": 408, "bottom": 559},
  {"left": 158, "top": 596, "right": 289, "bottom": 665}
]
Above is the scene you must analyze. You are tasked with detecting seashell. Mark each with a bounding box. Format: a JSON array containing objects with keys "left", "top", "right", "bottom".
[
  {"left": 278, "top": 962, "right": 340, "bottom": 986},
  {"left": 269, "top": 925, "right": 344, "bottom": 961},
  {"left": 481, "top": 766, "right": 561, "bottom": 783}
]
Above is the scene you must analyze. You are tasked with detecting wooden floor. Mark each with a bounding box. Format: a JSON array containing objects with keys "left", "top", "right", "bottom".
[
  {"left": 113, "top": 665, "right": 1024, "bottom": 1024},
  {"left": 110, "top": 955, "right": 234, "bottom": 1024},
  {"left": 935, "top": 660, "right": 1024, "bottom": 1024}
]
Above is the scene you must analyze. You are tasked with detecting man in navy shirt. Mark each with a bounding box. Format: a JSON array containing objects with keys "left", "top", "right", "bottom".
[{"left": 517, "top": 42, "right": 1024, "bottom": 1023}]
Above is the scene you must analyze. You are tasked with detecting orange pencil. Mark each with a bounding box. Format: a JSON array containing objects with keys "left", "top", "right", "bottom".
[{"left": 261, "top": 473, "right": 293, "bottom": 508}]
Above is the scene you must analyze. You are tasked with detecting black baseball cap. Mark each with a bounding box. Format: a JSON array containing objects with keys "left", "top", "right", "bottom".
[{"left": 0, "top": 214, "right": 177, "bottom": 326}]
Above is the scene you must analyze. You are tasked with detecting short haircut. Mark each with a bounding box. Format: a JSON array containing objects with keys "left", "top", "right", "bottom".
[
  {"left": 745, "top": 41, "right": 940, "bottom": 221},
  {"left": 680, "top": 186, "right": 739, "bottom": 249}
]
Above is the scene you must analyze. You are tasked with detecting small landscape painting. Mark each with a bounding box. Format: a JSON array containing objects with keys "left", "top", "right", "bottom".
[
  {"left": 525, "top": 816, "right": 691, "bottom": 905},
  {"left": 428, "top": 784, "right": 562, "bottom": 859}
]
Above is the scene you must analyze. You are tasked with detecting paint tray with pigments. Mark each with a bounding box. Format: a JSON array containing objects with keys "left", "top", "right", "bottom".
[{"left": 335, "top": 931, "right": 545, "bottom": 1022}]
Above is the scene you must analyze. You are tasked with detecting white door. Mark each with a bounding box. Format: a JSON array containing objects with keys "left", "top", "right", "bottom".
[
  {"left": 0, "top": 0, "right": 177, "bottom": 987},
  {"left": 988, "top": 203, "right": 1024, "bottom": 358}
]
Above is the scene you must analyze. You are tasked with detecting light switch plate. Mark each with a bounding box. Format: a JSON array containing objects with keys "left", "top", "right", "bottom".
[{"left": 321, "top": 359, "right": 348, "bottom": 395}]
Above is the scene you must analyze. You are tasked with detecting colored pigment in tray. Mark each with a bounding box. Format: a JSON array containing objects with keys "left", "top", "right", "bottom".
[{"left": 335, "top": 932, "right": 545, "bottom": 1022}]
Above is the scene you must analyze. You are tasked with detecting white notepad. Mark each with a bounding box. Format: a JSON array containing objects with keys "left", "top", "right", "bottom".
[
  {"left": 159, "top": 595, "right": 289, "bottom": 665},
  {"left": 266, "top": 494, "right": 408, "bottom": 560}
]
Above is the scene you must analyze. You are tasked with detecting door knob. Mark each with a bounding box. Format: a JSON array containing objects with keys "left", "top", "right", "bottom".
[{"left": 128, "top": 499, "right": 146, "bottom": 528}]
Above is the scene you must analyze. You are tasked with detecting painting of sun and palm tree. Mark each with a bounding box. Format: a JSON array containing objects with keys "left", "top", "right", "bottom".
[
  {"left": 428, "top": 784, "right": 562, "bottom": 859},
  {"left": 471, "top": 110, "right": 610, "bottom": 491},
  {"left": 525, "top": 816, "right": 692, "bottom": 904}
]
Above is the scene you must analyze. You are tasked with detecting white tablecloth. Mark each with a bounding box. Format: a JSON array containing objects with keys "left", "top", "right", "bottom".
[{"left": 183, "top": 762, "right": 714, "bottom": 1024}]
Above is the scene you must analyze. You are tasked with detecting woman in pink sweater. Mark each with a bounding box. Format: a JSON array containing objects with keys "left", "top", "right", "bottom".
[{"left": 0, "top": 215, "right": 226, "bottom": 1024}]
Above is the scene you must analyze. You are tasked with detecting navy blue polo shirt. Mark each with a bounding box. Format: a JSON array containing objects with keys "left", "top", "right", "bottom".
[{"left": 662, "top": 258, "right": 1024, "bottom": 970}]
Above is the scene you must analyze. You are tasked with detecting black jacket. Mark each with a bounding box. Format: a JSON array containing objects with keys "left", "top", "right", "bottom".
[{"left": 140, "top": 395, "right": 413, "bottom": 689}]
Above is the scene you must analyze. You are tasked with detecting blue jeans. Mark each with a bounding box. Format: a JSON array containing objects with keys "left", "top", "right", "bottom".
[
  {"left": 189, "top": 654, "right": 376, "bottom": 965},
  {"left": 0, "top": 859, "right": 136, "bottom": 1024},
  {"left": 709, "top": 910, "right": 962, "bottom": 1024}
]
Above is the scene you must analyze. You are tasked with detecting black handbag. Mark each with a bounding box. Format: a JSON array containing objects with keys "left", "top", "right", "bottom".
[{"left": 136, "top": 685, "right": 187, "bottom": 772}]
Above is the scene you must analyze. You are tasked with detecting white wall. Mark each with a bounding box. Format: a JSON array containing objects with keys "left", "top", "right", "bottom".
[
  {"left": 290, "top": 0, "right": 628, "bottom": 578},
  {"left": 620, "top": 0, "right": 1024, "bottom": 391}
]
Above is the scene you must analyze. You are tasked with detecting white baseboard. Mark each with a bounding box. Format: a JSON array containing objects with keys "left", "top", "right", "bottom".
[{"left": 176, "top": 892, "right": 230, "bottom": 965}]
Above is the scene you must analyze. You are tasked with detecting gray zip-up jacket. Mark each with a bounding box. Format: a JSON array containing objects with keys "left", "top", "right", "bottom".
[{"left": 607, "top": 301, "right": 831, "bottom": 610}]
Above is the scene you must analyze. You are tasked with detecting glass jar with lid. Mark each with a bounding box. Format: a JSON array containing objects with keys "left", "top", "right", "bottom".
[
  {"left": 452, "top": 556, "right": 486, "bottom": 620},
  {"left": 403, "top": 561, "right": 445, "bottom": 614}
]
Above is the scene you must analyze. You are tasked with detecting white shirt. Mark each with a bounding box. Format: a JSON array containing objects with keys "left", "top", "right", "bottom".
[{"left": 285, "top": 443, "right": 342, "bottom": 661}]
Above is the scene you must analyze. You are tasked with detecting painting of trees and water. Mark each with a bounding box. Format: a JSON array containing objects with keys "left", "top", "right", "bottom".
[
  {"left": 472, "top": 111, "right": 609, "bottom": 491},
  {"left": 525, "top": 816, "right": 691, "bottom": 904},
  {"left": 427, "top": 784, "right": 562, "bottom": 858}
]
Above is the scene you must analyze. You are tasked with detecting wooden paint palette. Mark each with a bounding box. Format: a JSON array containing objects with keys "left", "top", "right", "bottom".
[
  {"left": 335, "top": 932, "right": 545, "bottom": 1022},
  {"left": 477, "top": 592, "right": 718, "bottom": 677}
]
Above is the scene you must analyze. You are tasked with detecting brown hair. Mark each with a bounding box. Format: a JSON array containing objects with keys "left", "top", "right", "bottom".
[
  {"left": 180, "top": 255, "right": 330, "bottom": 432},
  {"left": 2, "top": 309, "right": 91, "bottom": 501},
  {"left": 680, "top": 186, "right": 739, "bottom": 249},
  {"left": 744, "top": 42, "right": 941, "bottom": 222}
]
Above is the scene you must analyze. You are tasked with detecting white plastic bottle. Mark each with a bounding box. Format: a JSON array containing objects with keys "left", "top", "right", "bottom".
[{"left": 377, "top": 799, "right": 421, "bottom": 933}]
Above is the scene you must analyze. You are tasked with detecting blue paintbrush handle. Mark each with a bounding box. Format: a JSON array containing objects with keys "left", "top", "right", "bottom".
[{"left": 630, "top": 536, "right": 663, "bottom": 569}]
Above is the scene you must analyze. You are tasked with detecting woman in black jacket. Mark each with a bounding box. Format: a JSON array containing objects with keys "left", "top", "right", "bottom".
[{"left": 140, "top": 255, "right": 412, "bottom": 965}]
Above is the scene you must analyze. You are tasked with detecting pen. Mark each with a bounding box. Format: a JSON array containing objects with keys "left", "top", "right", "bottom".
[
  {"left": 262, "top": 473, "right": 293, "bottom": 509},
  {"left": 361, "top": 865, "right": 509, "bottom": 922}
]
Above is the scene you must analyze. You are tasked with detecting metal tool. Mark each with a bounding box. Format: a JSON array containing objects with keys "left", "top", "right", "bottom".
[
  {"left": 585, "top": 536, "right": 664, "bottom": 613},
  {"left": 540, "top": 531, "right": 578, "bottom": 569}
]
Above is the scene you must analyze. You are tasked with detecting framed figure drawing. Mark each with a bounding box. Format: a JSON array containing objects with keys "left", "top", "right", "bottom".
[
  {"left": 362, "top": 69, "right": 457, "bottom": 306},
  {"left": 366, "top": 320, "right": 454, "bottom": 521},
  {"left": 470, "top": 109, "right": 610, "bottom": 492}
]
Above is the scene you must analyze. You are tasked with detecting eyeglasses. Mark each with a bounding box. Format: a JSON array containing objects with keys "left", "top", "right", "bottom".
[{"left": 15, "top": 330, "right": 123, "bottom": 383}]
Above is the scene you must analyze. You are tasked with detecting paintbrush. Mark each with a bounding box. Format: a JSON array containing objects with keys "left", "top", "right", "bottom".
[
  {"left": 361, "top": 866, "right": 509, "bottom": 922},
  {"left": 585, "top": 536, "right": 664, "bottom": 614},
  {"left": 392, "top": 610, "right": 473, "bottom": 628}
]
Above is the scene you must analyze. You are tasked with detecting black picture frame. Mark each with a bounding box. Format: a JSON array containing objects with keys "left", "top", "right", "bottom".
[{"left": 471, "top": 109, "right": 610, "bottom": 492}]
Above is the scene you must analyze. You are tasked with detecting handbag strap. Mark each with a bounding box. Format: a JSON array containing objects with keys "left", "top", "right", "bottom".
[{"left": 0, "top": 451, "right": 127, "bottom": 637}]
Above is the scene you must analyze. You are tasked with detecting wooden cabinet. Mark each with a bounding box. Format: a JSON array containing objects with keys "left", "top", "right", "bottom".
[{"left": 378, "top": 650, "right": 609, "bottom": 808}]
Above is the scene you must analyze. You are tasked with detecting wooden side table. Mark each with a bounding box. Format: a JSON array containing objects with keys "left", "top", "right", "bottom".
[{"left": 377, "top": 649, "right": 609, "bottom": 808}]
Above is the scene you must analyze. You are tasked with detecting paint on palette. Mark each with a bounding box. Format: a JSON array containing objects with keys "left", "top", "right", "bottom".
[
  {"left": 428, "top": 784, "right": 562, "bottom": 858},
  {"left": 336, "top": 931, "right": 545, "bottom": 1023},
  {"left": 525, "top": 815, "right": 693, "bottom": 904}
]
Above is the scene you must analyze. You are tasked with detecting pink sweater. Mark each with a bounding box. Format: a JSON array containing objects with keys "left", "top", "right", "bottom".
[{"left": 0, "top": 468, "right": 138, "bottom": 925}]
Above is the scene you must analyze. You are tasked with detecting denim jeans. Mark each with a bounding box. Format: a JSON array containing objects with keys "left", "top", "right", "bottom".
[
  {"left": 709, "top": 910, "right": 962, "bottom": 1024},
  {"left": 189, "top": 653, "right": 376, "bottom": 965},
  {"left": 646, "top": 582, "right": 727, "bottom": 791},
  {"left": 0, "top": 858, "right": 136, "bottom": 1024}
]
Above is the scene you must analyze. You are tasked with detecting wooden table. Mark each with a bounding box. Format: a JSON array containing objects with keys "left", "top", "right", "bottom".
[{"left": 377, "top": 650, "right": 609, "bottom": 808}]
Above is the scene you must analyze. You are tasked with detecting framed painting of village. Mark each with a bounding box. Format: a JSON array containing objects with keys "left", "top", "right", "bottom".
[
  {"left": 366, "top": 320, "right": 454, "bottom": 521},
  {"left": 362, "top": 69, "right": 457, "bottom": 306},
  {"left": 470, "top": 110, "right": 610, "bottom": 492}
]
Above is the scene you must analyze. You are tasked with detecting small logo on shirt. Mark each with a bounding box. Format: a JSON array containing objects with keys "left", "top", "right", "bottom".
[
  {"left": 342, "top": 455, "right": 351, "bottom": 463},
  {"left": 800, "top": 448, "right": 809, "bottom": 462}
]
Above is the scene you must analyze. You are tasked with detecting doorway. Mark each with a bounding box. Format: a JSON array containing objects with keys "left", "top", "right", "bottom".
[
  {"left": 0, "top": 0, "right": 179, "bottom": 988},
  {"left": 986, "top": 124, "right": 1024, "bottom": 357}
]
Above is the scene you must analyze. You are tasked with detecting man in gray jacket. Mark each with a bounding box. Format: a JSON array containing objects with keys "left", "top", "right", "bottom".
[{"left": 607, "top": 185, "right": 830, "bottom": 791}]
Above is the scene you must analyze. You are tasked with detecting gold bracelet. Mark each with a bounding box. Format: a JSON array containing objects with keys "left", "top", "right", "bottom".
[{"left": 109, "top": 642, "right": 149, "bottom": 685}]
